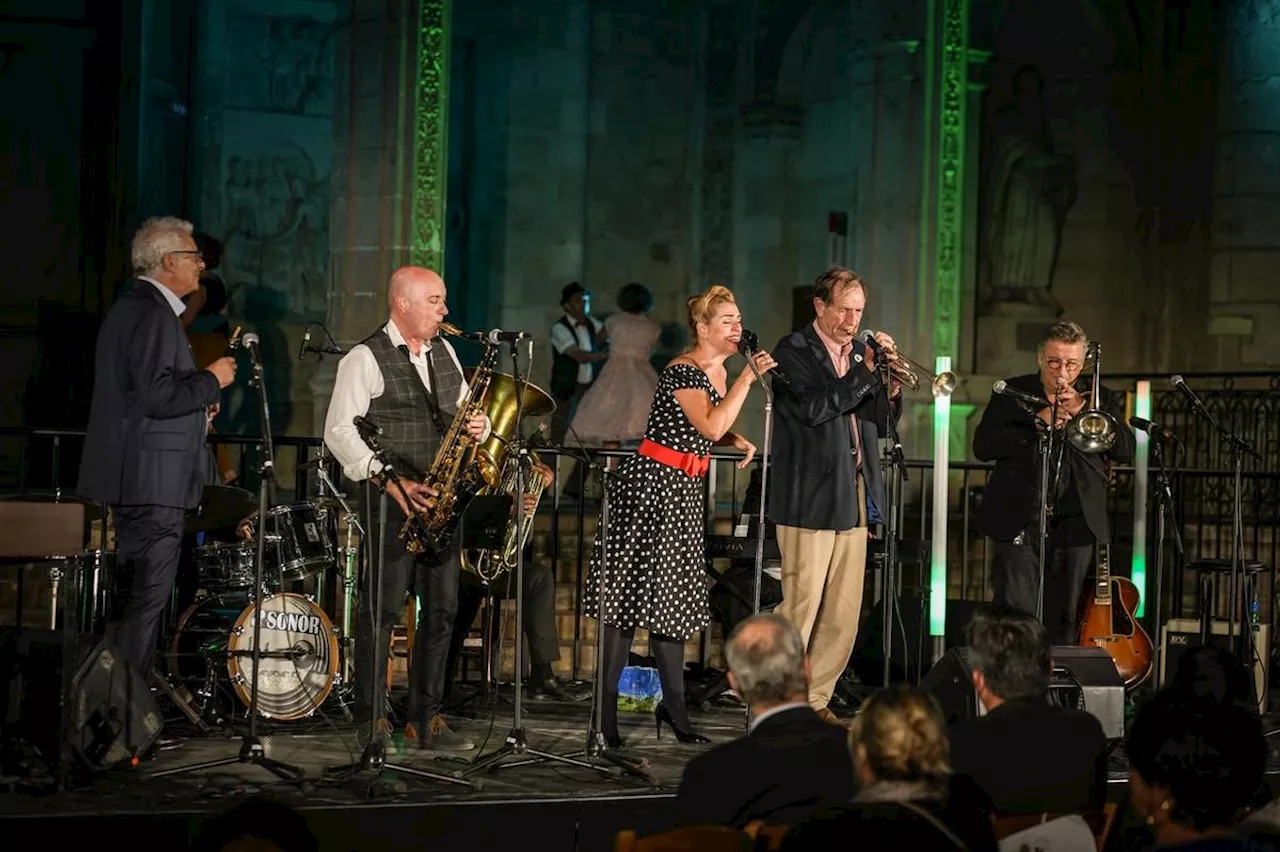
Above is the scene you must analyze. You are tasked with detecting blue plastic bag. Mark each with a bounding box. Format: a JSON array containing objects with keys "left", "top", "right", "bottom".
[{"left": 616, "top": 665, "right": 662, "bottom": 713}]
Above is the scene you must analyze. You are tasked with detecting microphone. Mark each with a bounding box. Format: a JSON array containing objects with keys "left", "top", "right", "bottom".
[
  {"left": 857, "top": 329, "right": 884, "bottom": 351},
  {"left": 241, "top": 332, "right": 261, "bottom": 363},
  {"left": 298, "top": 325, "right": 312, "bottom": 361},
  {"left": 992, "top": 379, "right": 1051, "bottom": 411},
  {"left": 738, "top": 330, "right": 791, "bottom": 386},
  {"left": 353, "top": 415, "right": 381, "bottom": 436},
  {"left": 485, "top": 329, "right": 532, "bottom": 344},
  {"left": 1169, "top": 374, "right": 1211, "bottom": 417},
  {"left": 1129, "top": 416, "right": 1176, "bottom": 442}
]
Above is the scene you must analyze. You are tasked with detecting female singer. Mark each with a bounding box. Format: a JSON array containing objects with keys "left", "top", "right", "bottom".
[{"left": 583, "top": 284, "right": 775, "bottom": 746}]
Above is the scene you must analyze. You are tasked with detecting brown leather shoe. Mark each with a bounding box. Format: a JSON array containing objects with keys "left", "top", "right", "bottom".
[
  {"left": 816, "top": 707, "right": 853, "bottom": 729},
  {"left": 405, "top": 715, "right": 475, "bottom": 752}
]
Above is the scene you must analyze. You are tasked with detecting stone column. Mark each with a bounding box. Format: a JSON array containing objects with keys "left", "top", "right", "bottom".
[
  {"left": 309, "top": 0, "right": 450, "bottom": 434},
  {"left": 1209, "top": 0, "right": 1280, "bottom": 368}
]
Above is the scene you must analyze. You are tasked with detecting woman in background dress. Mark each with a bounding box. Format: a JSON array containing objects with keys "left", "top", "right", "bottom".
[{"left": 569, "top": 282, "right": 661, "bottom": 446}]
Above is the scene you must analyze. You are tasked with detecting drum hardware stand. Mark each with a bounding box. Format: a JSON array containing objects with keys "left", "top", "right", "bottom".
[
  {"left": 1148, "top": 430, "right": 1183, "bottom": 690},
  {"left": 316, "top": 460, "right": 363, "bottom": 686},
  {"left": 152, "top": 334, "right": 304, "bottom": 785},
  {"left": 149, "top": 667, "right": 212, "bottom": 732},
  {"left": 460, "top": 338, "right": 640, "bottom": 782},
  {"left": 322, "top": 427, "right": 473, "bottom": 789}
]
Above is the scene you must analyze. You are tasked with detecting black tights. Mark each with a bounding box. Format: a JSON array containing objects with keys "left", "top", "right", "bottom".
[{"left": 598, "top": 624, "right": 693, "bottom": 741}]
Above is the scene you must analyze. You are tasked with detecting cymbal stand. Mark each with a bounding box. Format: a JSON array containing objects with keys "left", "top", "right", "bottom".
[
  {"left": 152, "top": 337, "right": 303, "bottom": 784},
  {"left": 459, "top": 339, "right": 630, "bottom": 781},
  {"left": 322, "top": 431, "right": 472, "bottom": 788}
]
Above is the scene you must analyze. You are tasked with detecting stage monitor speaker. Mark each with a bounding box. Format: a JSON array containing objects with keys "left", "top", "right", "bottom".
[
  {"left": 1160, "top": 619, "right": 1269, "bottom": 712},
  {"left": 1, "top": 629, "right": 162, "bottom": 774},
  {"left": 920, "top": 645, "right": 1125, "bottom": 740}
]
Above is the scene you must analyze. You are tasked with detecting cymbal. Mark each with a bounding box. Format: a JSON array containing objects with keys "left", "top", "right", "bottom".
[
  {"left": 4, "top": 493, "right": 104, "bottom": 522},
  {"left": 186, "top": 485, "right": 257, "bottom": 533}
]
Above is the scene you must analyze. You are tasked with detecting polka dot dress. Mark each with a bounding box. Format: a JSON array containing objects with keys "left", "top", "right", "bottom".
[{"left": 583, "top": 363, "right": 719, "bottom": 642}]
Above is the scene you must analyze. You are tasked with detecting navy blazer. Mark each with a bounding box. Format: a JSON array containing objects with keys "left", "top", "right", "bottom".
[
  {"left": 973, "top": 372, "right": 1134, "bottom": 543},
  {"left": 77, "top": 279, "right": 221, "bottom": 509},
  {"left": 670, "top": 706, "right": 856, "bottom": 829},
  {"left": 768, "top": 324, "right": 901, "bottom": 531}
]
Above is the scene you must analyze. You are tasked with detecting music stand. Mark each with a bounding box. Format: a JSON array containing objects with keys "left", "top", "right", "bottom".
[{"left": 152, "top": 338, "right": 303, "bottom": 784}]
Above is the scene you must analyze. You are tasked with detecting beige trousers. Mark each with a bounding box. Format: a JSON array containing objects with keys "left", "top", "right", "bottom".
[{"left": 774, "top": 476, "right": 869, "bottom": 710}]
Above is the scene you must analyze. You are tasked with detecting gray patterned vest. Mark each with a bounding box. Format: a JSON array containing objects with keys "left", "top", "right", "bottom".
[{"left": 362, "top": 327, "right": 463, "bottom": 481}]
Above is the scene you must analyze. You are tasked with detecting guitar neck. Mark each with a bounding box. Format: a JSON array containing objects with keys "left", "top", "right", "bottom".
[{"left": 1095, "top": 542, "right": 1112, "bottom": 603}]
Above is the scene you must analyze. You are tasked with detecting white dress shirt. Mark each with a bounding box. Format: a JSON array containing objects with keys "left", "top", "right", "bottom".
[
  {"left": 139, "top": 276, "right": 187, "bottom": 316},
  {"left": 549, "top": 313, "right": 604, "bottom": 385},
  {"left": 324, "top": 320, "right": 490, "bottom": 482},
  {"left": 747, "top": 700, "right": 811, "bottom": 735}
]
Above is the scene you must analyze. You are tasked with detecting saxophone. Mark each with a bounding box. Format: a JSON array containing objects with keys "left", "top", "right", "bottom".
[
  {"left": 461, "top": 449, "right": 547, "bottom": 584},
  {"left": 398, "top": 323, "right": 501, "bottom": 556}
]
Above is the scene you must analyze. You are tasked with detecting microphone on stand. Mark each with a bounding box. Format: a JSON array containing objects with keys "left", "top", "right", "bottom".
[
  {"left": 992, "top": 379, "right": 1051, "bottom": 411},
  {"left": 484, "top": 329, "right": 532, "bottom": 344},
  {"left": 1169, "top": 375, "right": 1210, "bottom": 417},
  {"left": 1130, "top": 416, "right": 1177, "bottom": 442},
  {"left": 739, "top": 330, "right": 790, "bottom": 386},
  {"left": 299, "top": 324, "right": 313, "bottom": 361}
]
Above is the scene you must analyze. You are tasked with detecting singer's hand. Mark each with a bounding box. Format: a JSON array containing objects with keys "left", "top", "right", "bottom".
[
  {"left": 739, "top": 350, "right": 777, "bottom": 385},
  {"left": 207, "top": 356, "right": 237, "bottom": 389},
  {"left": 464, "top": 412, "right": 487, "bottom": 441},
  {"left": 732, "top": 434, "right": 757, "bottom": 469}
]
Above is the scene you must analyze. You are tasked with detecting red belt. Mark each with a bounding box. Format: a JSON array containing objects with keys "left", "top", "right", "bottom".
[{"left": 638, "top": 439, "right": 710, "bottom": 478}]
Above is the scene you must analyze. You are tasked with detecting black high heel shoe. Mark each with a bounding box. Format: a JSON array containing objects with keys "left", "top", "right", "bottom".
[{"left": 654, "top": 703, "right": 710, "bottom": 744}]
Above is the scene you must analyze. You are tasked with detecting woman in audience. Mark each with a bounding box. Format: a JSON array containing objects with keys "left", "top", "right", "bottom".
[
  {"left": 782, "top": 684, "right": 997, "bottom": 850},
  {"left": 1126, "top": 689, "right": 1266, "bottom": 850}
]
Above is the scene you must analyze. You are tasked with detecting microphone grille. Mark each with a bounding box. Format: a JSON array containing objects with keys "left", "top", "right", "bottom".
[
  {"left": 1170, "top": 374, "right": 1184, "bottom": 387},
  {"left": 242, "top": 332, "right": 260, "bottom": 346},
  {"left": 858, "top": 328, "right": 876, "bottom": 344},
  {"left": 993, "top": 379, "right": 1007, "bottom": 393}
]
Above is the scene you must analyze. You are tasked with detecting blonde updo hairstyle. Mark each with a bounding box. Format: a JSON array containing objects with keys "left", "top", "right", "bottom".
[
  {"left": 685, "top": 285, "right": 737, "bottom": 345},
  {"left": 848, "top": 684, "right": 951, "bottom": 786}
]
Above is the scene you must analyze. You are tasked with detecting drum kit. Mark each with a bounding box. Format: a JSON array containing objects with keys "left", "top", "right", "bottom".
[{"left": 60, "top": 469, "right": 363, "bottom": 729}]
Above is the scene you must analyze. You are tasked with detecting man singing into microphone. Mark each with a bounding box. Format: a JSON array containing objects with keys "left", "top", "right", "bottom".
[
  {"left": 769, "top": 268, "right": 901, "bottom": 727},
  {"left": 973, "top": 321, "right": 1134, "bottom": 643},
  {"left": 323, "top": 265, "right": 490, "bottom": 753}
]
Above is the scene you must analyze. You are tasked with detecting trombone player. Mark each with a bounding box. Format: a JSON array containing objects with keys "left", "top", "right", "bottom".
[{"left": 973, "top": 321, "right": 1134, "bottom": 643}]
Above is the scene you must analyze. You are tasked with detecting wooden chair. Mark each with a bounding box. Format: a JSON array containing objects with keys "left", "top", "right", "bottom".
[
  {"left": 744, "top": 820, "right": 790, "bottom": 851},
  {"left": 614, "top": 826, "right": 755, "bottom": 852},
  {"left": 992, "top": 802, "right": 1118, "bottom": 851}
]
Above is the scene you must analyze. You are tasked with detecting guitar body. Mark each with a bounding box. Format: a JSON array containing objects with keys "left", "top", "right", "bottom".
[{"left": 1078, "top": 575, "right": 1153, "bottom": 688}]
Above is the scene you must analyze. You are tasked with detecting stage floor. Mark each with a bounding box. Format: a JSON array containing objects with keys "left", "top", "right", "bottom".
[{"left": 4, "top": 684, "right": 1280, "bottom": 851}]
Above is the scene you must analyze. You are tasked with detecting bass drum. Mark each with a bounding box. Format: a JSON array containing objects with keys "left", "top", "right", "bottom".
[{"left": 168, "top": 591, "right": 340, "bottom": 721}]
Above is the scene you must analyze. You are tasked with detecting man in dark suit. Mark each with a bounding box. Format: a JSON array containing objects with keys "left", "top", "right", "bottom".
[
  {"left": 768, "top": 268, "right": 901, "bottom": 726},
  {"left": 948, "top": 605, "right": 1108, "bottom": 814},
  {"left": 670, "top": 613, "right": 855, "bottom": 828},
  {"left": 973, "top": 321, "right": 1134, "bottom": 643},
  {"left": 77, "top": 217, "right": 238, "bottom": 678}
]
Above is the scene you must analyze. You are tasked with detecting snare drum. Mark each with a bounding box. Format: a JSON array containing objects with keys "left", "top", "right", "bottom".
[
  {"left": 194, "top": 542, "right": 257, "bottom": 589},
  {"left": 168, "top": 591, "right": 340, "bottom": 720},
  {"left": 252, "top": 503, "right": 335, "bottom": 582}
]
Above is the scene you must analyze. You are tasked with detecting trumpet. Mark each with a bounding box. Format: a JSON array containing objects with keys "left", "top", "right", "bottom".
[{"left": 850, "top": 329, "right": 957, "bottom": 397}]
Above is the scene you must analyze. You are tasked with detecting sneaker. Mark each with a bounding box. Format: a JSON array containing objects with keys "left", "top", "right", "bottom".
[
  {"left": 406, "top": 715, "right": 475, "bottom": 752},
  {"left": 355, "top": 717, "right": 398, "bottom": 755}
]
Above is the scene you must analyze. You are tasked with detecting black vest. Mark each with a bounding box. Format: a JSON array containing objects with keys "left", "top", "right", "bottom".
[
  {"left": 362, "top": 328, "right": 463, "bottom": 481},
  {"left": 550, "top": 316, "right": 600, "bottom": 399}
]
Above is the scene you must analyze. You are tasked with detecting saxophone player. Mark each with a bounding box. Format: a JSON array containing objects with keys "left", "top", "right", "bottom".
[{"left": 324, "top": 265, "right": 491, "bottom": 753}]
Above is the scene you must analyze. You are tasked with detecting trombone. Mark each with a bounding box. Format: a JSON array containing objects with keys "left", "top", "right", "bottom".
[
  {"left": 1064, "top": 341, "right": 1118, "bottom": 453},
  {"left": 852, "top": 329, "right": 957, "bottom": 397}
]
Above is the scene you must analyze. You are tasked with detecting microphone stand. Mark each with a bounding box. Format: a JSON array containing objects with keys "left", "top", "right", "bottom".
[
  {"left": 1149, "top": 434, "right": 1182, "bottom": 689},
  {"left": 741, "top": 357, "right": 774, "bottom": 616},
  {"left": 323, "top": 428, "right": 473, "bottom": 788},
  {"left": 460, "top": 341, "right": 628, "bottom": 781},
  {"left": 878, "top": 355, "right": 907, "bottom": 687},
  {"left": 152, "top": 342, "right": 303, "bottom": 785},
  {"left": 1035, "top": 390, "right": 1062, "bottom": 625}
]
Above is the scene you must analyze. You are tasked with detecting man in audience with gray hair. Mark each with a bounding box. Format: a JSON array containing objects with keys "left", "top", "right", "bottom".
[{"left": 669, "top": 613, "right": 855, "bottom": 829}]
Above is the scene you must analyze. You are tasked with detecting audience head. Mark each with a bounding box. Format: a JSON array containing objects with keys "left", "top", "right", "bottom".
[
  {"left": 848, "top": 684, "right": 951, "bottom": 791},
  {"left": 617, "top": 281, "right": 653, "bottom": 314},
  {"left": 131, "top": 216, "right": 204, "bottom": 297},
  {"left": 1126, "top": 689, "right": 1264, "bottom": 843},
  {"left": 685, "top": 284, "right": 739, "bottom": 355},
  {"left": 966, "top": 604, "right": 1051, "bottom": 707},
  {"left": 388, "top": 266, "right": 448, "bottom": 342},
  {"left": 724, "top": 613, "right": 809, "bottom": 710},
  {"left": 1169, "top": 644, "right": 1257, "bottom": 714},
  {"left": 191, "top": 798, "right": 317, "bottom": 852}
]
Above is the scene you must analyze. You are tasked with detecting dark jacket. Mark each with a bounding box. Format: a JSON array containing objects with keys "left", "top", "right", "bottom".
[
  {"left": 77, "top": 279, "right": 221, "bottom": 509},
  {"left": 973, "top": 372, "right": 1134, "bottom": 543},
  {"left": 670, "top": 706, "right": 856, "bottom": 829},
  {"left": 768, "top": 324, "right": 901, "bottom": 531},
  {"left": 948, "top": 695, "right": 1109, "bottom": 815}
]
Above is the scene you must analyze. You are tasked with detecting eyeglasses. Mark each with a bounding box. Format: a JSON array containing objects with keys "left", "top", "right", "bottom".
[
  {"left": 1045, "top": 358, "right": 1084, "bottom": 371},
  {"left": 169, "top": 250, "right": 204, "bottom": 261}
]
